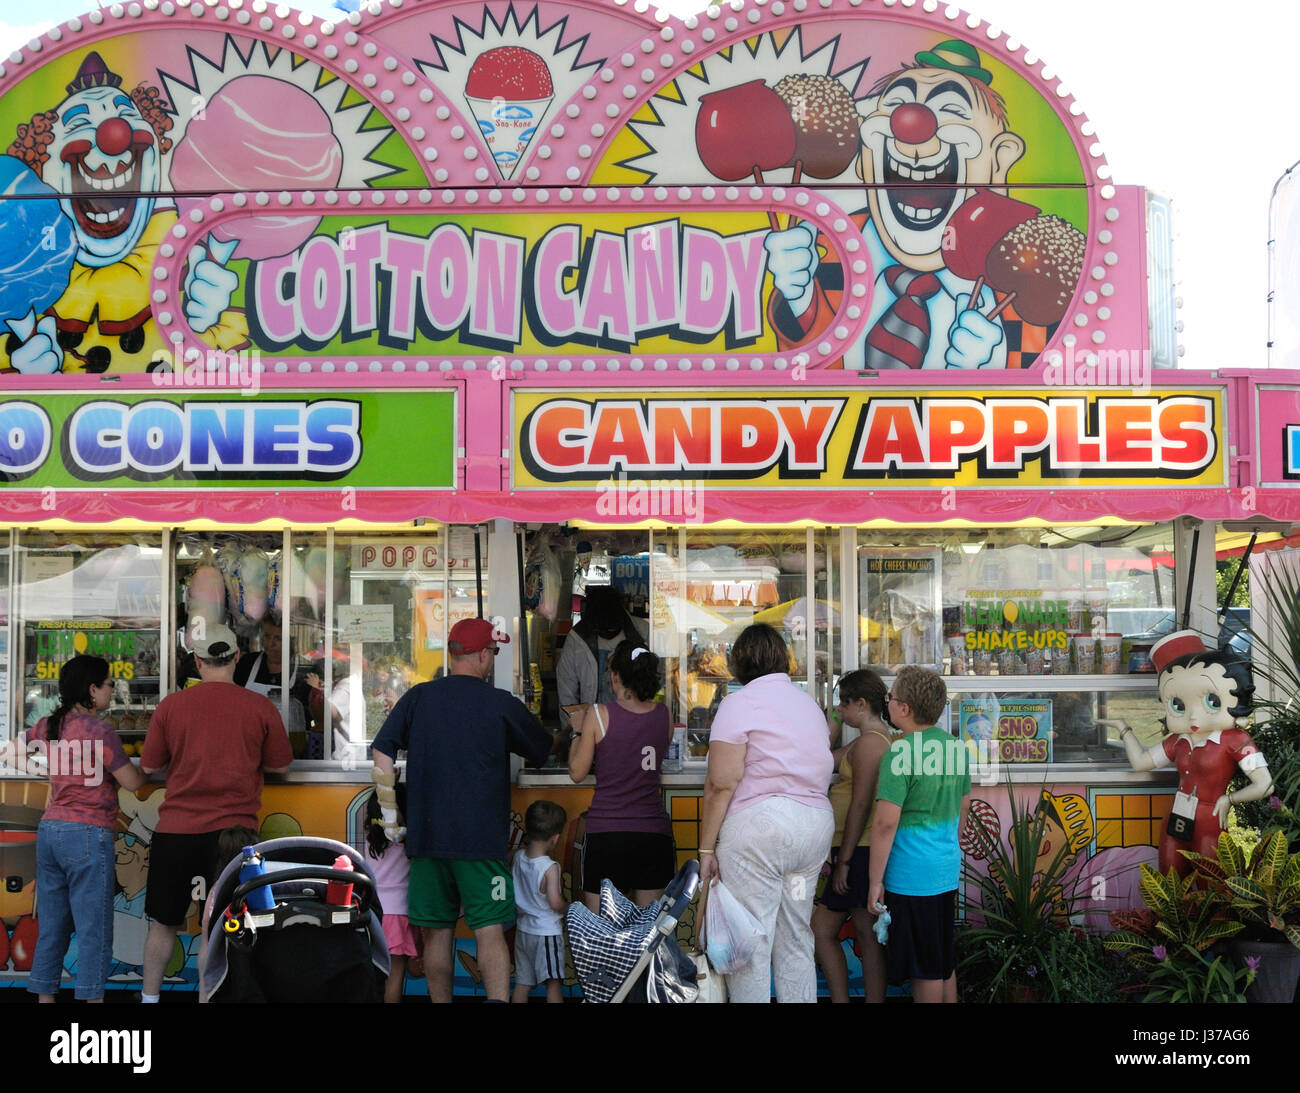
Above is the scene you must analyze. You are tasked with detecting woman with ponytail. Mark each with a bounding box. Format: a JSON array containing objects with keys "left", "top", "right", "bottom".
[
  {"left": 25, "top": 655, "right": 146, "bottom": 1001},
  {"left": 569, "top": 639, "right": 675, "bottom": 909}
]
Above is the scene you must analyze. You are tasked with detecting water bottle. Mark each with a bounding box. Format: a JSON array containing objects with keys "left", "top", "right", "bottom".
[
  {"left": 239, "top": 847, "right": 275, "bottom": 912},
  {"left": 664, "top": 724, "right": 686, "bottom": 772}
]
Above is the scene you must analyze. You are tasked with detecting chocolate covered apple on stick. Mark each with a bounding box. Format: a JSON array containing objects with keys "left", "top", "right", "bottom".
[
  {"left": 944, "top": 189, "right": 1086, "bottom": 325},
  {"left": 772, "top": 74, "right": 860, "bottom": 184},
  {"left": 984, "top": 213, "right": 1087, "bottom": 325}
]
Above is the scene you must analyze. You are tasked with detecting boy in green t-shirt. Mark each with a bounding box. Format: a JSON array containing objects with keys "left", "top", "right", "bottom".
[{"left": 868, "top": 666, "right": 971, "bottom": 1003}]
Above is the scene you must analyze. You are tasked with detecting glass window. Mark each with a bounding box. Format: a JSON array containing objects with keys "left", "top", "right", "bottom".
[
  {"left": 651, "top": 529, "right": 823, "bottom": 744},
  {"left": 853, "top": 527, "right": 1177, "bottom": 679},
  {"left": 173, "top": 532, "right": 306, "bottom": 751},
  {"left": 326, "top": 530, "right": 486, "bottom": 765},
  {"left": 855, "top": 525, "right": 1174, "bottom": 768},
  {"left": 15, "top": 532, "right": 164, "bottom": 750}
]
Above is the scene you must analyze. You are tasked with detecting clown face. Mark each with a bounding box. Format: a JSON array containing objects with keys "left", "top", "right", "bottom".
[
  {"left": 857, "top": 66, "right": 1024, "bottom": 271},
  {"left": 1158, "top": 661, "right": 1239, "bottom": 737},
  {"left": 46, "top": 85, "right": 159, "bottom": 268}
]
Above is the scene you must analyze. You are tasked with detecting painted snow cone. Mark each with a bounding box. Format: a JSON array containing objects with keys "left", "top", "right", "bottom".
[{"left": 465, "top": 46, "right": 554, "bottom": 179}]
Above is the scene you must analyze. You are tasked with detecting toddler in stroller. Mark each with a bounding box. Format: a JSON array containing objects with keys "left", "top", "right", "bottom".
[
  {"left": 201, "top": 836, "right": 390, "bottom": 1003},
  {"left": 565, "top": 859, "right": 700, "bottom": 1002}
]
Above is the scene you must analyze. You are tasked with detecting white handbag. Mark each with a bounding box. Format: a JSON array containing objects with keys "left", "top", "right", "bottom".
[
  {"left": 689, "top": 950, "right": 727, "bottom": 1003},
  {"left": 690, "top": 880, "right": 727, "bottom": 1002}
]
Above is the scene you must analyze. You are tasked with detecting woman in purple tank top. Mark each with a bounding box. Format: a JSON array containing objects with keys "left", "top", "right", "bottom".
[{"left": 569, "top": 639, "right": 674, "bottom": 911}]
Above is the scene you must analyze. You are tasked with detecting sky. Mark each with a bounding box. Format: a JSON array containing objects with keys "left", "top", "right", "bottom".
[{"left": 0, "top": 0, "right": 1292, "bottom": 371}]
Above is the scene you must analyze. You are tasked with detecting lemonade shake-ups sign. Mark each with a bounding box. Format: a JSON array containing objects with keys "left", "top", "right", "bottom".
[
  {"left": 33, "top": 620, "right": 136, "bottom": 680},
  {"left": 963, "top": 593, "right": 1069, "bottom": 652}
]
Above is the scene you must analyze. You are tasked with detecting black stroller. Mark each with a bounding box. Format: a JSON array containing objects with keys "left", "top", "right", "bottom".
[
  {"left": 565, "top": 859, "right": 700, "bottom": 1003},
  {"left": 201, "top": 837, "right": 390, "bottom": 1003}
]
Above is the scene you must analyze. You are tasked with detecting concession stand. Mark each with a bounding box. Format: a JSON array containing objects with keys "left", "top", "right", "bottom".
[{"left": 0, "top": 0, "right": 1296, "bottom": 997}]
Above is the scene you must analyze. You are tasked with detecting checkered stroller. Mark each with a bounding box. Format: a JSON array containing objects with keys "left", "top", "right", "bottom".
[
  {"left": 565, "top": 859, "right": 700, "bottom": 1003},
  {"left": 201, "top": 837, "right": 390, "bottom": 1003}
]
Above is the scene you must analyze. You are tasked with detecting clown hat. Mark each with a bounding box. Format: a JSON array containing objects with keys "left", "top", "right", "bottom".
[
  {"left": 914, "top": 40, "right": 993, "bottom": 87},
  {"left": 66, "top": 51, "right": 123, "bottom": 96},
  {"left": 1149, "top": 629, "right": 1207, "bottom": 674}
]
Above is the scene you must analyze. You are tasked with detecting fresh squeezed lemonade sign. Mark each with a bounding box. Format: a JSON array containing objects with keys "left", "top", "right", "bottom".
[{"left": 514, "top": 389, "right": 1224, "bottom": 487}]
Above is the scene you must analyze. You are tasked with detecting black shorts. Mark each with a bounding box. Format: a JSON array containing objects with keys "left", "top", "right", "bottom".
[
  {"left": 819, "top": 846, "right": 871, "bottom": 912},
  {"left": 582, "top": 832, "right": 676, "bottom": 895},
  {"left": 145, "top": 830, "right": 224, "bottom": 927},
  {"left": 884, "top": 889, "right": 957, "bottom": 983}
]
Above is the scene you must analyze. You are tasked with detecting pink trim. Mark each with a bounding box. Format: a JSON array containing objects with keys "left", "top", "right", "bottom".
[
  {"left": 1, "top": 485, "right": 1285, "bottom": 529},
  {"left": 0, "top": 4, "right": 462, "bottom": 185},
  {"left": 151, "top": 186, "right": 874, "bottom": 368}
]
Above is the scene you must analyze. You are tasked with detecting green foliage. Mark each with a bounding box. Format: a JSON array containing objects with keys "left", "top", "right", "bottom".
[
  {"left": 1103, "top": 864, "right": 1243, "bottom": 969},
  {"left": 1216, "top": 560, "right": 1250, "bottom": 608},
  {"left": 1140, "top": 943, "right": 1255, "bottom": 1004},
  {"left": 1184, "top": 830, "right": 1300, "bottom": 947},
  {"left": 957, "top": 923, "right": 1131, "bottom": 1003},
  {"left": 959, "top": 787, "right": 1129, "bottom": 1002}
]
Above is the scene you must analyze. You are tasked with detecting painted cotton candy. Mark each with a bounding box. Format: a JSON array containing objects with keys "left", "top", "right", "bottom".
[
  {"left": 170, "top": 76, "right": 343, "bottom": 260},
  {"left": 0, "top": 156, "right": 77, "bottom": 329}
]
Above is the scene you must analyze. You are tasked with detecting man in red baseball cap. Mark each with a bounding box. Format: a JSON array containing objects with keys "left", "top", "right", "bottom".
[{"left": 371, "top": 616, "right": 551, "bottom": 1002}]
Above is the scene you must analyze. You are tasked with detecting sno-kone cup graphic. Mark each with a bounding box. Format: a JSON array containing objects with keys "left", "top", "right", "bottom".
[{"left": 465, "top": 47, "right": 554, "bottom": 179}]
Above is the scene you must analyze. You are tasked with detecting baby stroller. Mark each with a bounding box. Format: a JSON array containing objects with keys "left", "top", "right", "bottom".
[
  {"left": 566, "top": 859, "right": 700, "bottom": 1003},
  {"left": 201, "top": 836, "right": 390, "bottom": 1003}
]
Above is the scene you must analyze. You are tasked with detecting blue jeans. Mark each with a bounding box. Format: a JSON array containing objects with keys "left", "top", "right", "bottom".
[{"left": 27, "top": 820, "right": 115, "bottom": 1000}]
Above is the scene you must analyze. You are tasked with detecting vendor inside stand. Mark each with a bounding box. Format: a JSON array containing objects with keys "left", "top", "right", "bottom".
[{"left": 233, "top": 614, "right": 313, "bottom": 754}]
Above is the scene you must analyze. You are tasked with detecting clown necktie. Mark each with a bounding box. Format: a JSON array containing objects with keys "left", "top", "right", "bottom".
[{"left": 864, "top": 266, "right": 942, "bottom": 370}]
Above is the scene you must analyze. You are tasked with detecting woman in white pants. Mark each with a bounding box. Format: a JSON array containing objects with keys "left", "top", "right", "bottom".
[{"left": 699, "top": 624, "right": 835, "bottom": 1002}]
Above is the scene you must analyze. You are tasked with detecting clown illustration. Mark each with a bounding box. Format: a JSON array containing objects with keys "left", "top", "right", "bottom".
[
  {"left": 764, "top": 40, "right": 1078, "bottom": 370},
  {"left": 1104, "top": 631, "right": 1273, "bottom": 877},
  {"left": 4, "top": 51, "right": 246, "bottom": 373}
]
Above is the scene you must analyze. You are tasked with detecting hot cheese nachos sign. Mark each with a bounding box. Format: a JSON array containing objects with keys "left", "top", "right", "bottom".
[{"left": 513, "top": 389, "right": 1224, "bottom": 489}]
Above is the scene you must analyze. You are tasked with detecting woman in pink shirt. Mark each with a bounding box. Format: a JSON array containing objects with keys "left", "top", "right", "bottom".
[
  {"left": 18, "top": 656, "right": 146, "bottom": 1001},
  {"left": 699, "top": 624, "right": 834, "bottom": 1002}
]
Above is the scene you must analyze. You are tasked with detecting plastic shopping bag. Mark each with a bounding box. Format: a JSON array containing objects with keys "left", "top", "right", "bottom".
[{"left": 703, "top": 880, "right": 765, "bottom": 975}]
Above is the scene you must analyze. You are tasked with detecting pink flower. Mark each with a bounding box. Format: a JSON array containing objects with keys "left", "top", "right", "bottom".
[
  {"left": 1152, "top": 945, "right": 1167, "bottom": 961},
  {"left": 1244, "top": 956, "right": 1261, "bottom": 971},
  {"left": 1269, "top": 796, "right": 1284, "bottom": 811}
]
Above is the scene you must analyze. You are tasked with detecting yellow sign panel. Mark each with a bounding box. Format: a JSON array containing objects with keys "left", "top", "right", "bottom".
[{"left": 513, "top": 388, "right": 1226, "bottom": 489}]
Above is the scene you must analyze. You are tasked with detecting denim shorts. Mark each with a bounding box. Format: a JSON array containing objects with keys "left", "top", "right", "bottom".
[{"left": 28, "top": 820, "right": 116, "bottom": 1000}]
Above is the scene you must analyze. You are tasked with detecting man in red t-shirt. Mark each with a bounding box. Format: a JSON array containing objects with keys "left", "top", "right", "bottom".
[{"left": 139, "top": 623, "right": 292, "bottom": 1002}]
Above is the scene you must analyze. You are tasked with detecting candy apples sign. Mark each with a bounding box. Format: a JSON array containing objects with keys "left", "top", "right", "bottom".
[{"left": 513, "top": 389, "right": 1223, "bottom": 488}]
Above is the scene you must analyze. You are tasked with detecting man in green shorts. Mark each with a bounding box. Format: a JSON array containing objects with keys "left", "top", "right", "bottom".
[{"left": 372, "top": 619, "right": 551, "bottom": 1002}]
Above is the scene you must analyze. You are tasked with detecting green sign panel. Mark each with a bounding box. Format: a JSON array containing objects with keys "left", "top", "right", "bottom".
[{"left": 0, "top": 389, "right": 455, "bottom": 489}]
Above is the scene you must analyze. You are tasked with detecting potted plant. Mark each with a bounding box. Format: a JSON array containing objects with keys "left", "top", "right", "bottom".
[
  {"left": 959, "top": 788, "right": 1129, "bottom": 1002},
  {"left": 1184, "top": 829, "right": 1300, "bottom": 1003},
  {"left": 1104, "top": 862, "right": 1250, "bottom": 1001}
]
